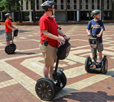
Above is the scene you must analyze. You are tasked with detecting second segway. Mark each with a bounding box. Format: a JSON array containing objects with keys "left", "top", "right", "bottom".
[
  {"left": 5, "top": 30, "right": 18, "bottom": 54},
  {"left": 85, "top": 33, "right": 108, "bottom": 74}
]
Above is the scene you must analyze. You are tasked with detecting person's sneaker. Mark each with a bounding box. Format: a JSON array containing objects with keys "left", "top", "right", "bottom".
[{"left": 92, "top": 59, "right": 95, "bottom": 62}]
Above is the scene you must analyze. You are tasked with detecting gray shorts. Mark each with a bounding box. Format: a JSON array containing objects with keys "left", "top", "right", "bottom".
[
  {"left": 6, "top": 32, "right": 12, "bottom": 41},
  {"left": 91, "top": 43, "right": 104, "bottom": 53}
]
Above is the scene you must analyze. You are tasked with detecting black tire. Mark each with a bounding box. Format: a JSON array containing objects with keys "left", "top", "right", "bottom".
[
  {"left": 5, "top": 44, "right": 15, "bottom": 54},
  {"left": 35, "top": 78, "right": 55, "bottom": 101},
  {"left": 85, "top": 56, "right": 92, "bottom": 73},
  {"left": 53, "top": 70, "right": 67, "bottom": 89},
  {"left": 101, "top": 58, "right": 108, "bottom": 74},
  {"left": 10, "top": 43, "right": 16, "bottom": 51}
]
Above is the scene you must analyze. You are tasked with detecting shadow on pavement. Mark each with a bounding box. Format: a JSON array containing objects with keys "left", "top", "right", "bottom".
[
  {"left": 0, "top": 30, "right": 5, "bottom": 35},
  {"left": 18, "top": 30, "right": 29, "bottom": 33},
  {"left": 54, "top": 91, "right": 114, "bottom": 102},
  {"left": 15, "top": 52, "right": 36, "bottom": 55},
  {"left": 0, "top": 30, "right": 29, "bottom": 36}
]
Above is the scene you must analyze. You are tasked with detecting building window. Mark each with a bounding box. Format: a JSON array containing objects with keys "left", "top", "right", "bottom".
[
  {"left": 21, "top": 0, "right": 23, "bottom": 10},
  {"left": 80, "top": 0, "right": 82, "bottom": 9},
  {"left": 37, "top": 0, "right": 39, "bottom": 9},
  {"left": 74, "top": 0, "right": 77, "bottom": 9},
  {"left": 61, "top": 0, "right": 64, "bottom": 9},
  {"left": 54, "top": 0, "right": 57, "bottom": 9},
  {"left": 86, "top": 0, "right": 88, "bottom": 9},
  {"left": 97, "top": 0, "right": 100, "bottom": 9},
  {"left": 67, "top": 0, "right": 70, "bottom": 9},
  {"left": 92, "top": 0, "right": 94, "bottom": 9},
  {"left": 26, "top": 1, "right": 28, "bottom": 10},
  {"left": 107, "top": 0, "right": 109, "bottom": 9}
]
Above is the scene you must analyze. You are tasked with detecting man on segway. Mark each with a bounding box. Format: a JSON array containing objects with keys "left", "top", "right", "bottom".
[
  {"left": 5, "top": 13, "right": 18, "bottom": 45},
  {"left": 87, "top": 10, "right": 105, "bottom": 64},
  {"left": 39, "top": 1, "right": 68, "bottom": 80}
]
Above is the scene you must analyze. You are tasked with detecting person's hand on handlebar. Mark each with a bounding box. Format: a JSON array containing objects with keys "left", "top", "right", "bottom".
[
  {"left": 97, "top": 33, "right": 101, "bottom": 37},
  {"left": 57, "top": 37, "right": 65, "bottom": 45},
  {"left": 63, "top": 35, "right": 69, "bottom": 40},
  {"left": 15, "top": 27, "right": 18, "bottom": 30},
  {"left": 87, "top": 33, "right": 91, "bottom": 36}
]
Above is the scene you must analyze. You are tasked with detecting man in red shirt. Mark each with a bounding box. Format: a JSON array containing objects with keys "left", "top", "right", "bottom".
[
  {"left": 5, "top": 13, "right": 18, "bottom": 45},
  {"left": 39, "top": 1, "right": 68, "bottom": 80}
]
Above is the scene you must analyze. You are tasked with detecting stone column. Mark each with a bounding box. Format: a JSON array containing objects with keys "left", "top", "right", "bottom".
[
  {"left": 29, "top": 11, "right": 32, "bottom": 21},
  {"left": 77, "top": 10, "right": 79, "bottom": 21},
  {"left": 12, "top": 12, "right": 14, "bottom": 21},
  {"left": 1, "top": 12, "right": 3, "bottom": 21}
]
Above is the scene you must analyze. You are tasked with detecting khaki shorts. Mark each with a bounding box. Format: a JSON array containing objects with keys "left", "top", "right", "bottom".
[
  {"left": 39, "top": 43, "right": 58, "bottom": 67},
  {"left": 91, "top": 43, "right": 104, "bottom": 53}
]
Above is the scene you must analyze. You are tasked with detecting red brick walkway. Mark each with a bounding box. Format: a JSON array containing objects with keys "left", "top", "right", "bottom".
[{"left": 0, "top": 24, "right": 114, "bottom": 102}]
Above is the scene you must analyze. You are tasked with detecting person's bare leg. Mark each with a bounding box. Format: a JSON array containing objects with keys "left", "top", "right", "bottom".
[
  {"left": 49, "top": 66, "right": 54, "bottom": 79},
  {"left": 99, "top": 51, "right": 102, "bottom": 61},
  {"left": 6, "top": 41, "right": 10, "bottom": 45},
  {"left": 43, "top": 65, "right": 49, "bottom": 78},
  {"left": 92, "top": 53, "right": 94, "bottom": 61}
]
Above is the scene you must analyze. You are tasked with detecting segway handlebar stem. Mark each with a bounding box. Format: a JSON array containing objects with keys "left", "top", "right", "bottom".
[{"left": 91, "top": 33, "right": 97, "bottom": 37}]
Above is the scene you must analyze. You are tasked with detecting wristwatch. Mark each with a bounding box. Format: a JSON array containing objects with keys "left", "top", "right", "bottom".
[{"left": 63, "top": 35, "right": 66, "bottom": 37}]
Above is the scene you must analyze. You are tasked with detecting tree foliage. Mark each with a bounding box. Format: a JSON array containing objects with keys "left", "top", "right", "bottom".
[{"left": 0, "top": 0, "right": 20, "bottom": 12}]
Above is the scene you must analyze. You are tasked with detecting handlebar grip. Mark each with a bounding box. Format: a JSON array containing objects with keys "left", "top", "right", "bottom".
[{"left": 65, "top": 38, "right": 70, "bottom": 43}]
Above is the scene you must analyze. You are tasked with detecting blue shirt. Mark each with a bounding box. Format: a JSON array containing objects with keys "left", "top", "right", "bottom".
[{"left": 87, "top": 19, "right": 105, "bottom": 43}]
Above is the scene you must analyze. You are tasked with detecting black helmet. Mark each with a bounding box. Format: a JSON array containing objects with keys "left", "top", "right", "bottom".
[
  {"left": 92, "top": 9, "right": 101, "bottom": 16},
  {"left": 5, "top": 13, "right": 12, "bottom": 17},
  {"left": 41, "top": 0, "right": 55, "bottom": 9}
]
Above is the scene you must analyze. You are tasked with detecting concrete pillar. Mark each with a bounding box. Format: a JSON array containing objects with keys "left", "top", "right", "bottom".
[
  {"left": 1, "top": 12, "right": 3, "bottom": 21},
  {"left": 100, "top": 12, "right": 101, "bottom": 20},
  {"left": 74, "top": 11, "right": 75, "bottom": 20},
  {"left": 77, "top": 10, "right": 79, "bottom": 21},
  {"left": 12, "top": 12, "right": 14, "bottom": 21},
  {"left": 29, "top": 11, "right": 32, "bottom": 21}
]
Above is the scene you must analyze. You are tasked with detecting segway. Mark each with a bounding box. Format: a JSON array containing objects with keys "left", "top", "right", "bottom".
[
  {"left": 5, "top": 30, "right": 18, "bottom": 54},
  {"left": 85, "top": 33, "right": 108, "bottom": 74},
  {"left": 35, "top": 39, "right": 71, "bottom": 101}
]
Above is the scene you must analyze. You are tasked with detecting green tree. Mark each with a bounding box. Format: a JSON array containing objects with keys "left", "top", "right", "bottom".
[
  {"left": 0, "top": 0, "right": 21, "bottom": 22},
  {"left": 0, "top": 0, "right": 20, "bottom": 12},
  {"left": 25, "top": 0, "right": 36, "bottom": 23}
]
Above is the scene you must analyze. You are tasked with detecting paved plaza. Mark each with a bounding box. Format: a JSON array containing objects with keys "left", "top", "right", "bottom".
[{"left": 0, "top": 24, "right": 114, "bottom": 102}]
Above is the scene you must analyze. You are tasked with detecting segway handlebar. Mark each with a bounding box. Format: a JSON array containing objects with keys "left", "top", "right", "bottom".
[
  {"left": 91, "top": 33, "right": 97, "bottom": 37},
  {"left": 65, "top": 38, "right": 70, "bottom": 43}
]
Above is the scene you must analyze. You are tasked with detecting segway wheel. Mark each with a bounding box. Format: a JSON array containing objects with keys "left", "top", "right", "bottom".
[
  {"left": 101, "top": 58, "right": 108, "bottom": 74},
  {"left": 85, "top": 56, "right": 92, "bottom": 73},
  {"left": 11, "top": 43, "right": 16, "bottom": 51},
  {"left": 35, "top": 78, "right": 55, "bottom": 101},
  {"left": 5, "top": 44, "right": 15, "bottom": 54},
  {"left": 53, "top": 70, "right": 67, "bottom": 89}
]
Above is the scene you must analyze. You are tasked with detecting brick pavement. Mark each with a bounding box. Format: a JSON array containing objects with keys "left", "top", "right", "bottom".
[{"left": 0, "top": 24, "right": 114, "bottom": 102}]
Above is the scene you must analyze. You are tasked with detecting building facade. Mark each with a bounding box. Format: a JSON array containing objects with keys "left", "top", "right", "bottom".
[{"left": 0, "top": 0, "right": 113, "bottom": 22}]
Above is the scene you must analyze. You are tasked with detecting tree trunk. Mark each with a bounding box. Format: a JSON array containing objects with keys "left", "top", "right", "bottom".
[
  {"left": 19, "top": 9, "right": 22, "bottom": 23},
  {"left": 112, "top": 0, "right": 114, "bottom": 20},
  {"left": 33, "top": 0, "right": 35, "bottom": 23},
  {"left": 79, "top": 0, "right": 81, "bottom": 21},
  {"left": 66, "top": 0, "right": 68, "bottom": 22},
  {"left": 101, "top": 0, "right": 104, "bottom": 20}
]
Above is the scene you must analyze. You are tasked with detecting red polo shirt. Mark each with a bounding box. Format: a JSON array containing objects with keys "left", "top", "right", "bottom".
[
  {"left": 39, "top": 14, "right": 59, "bottom": 48},
  {"left": 5, "top": 19, "right": 12, "bottom": 33}
]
